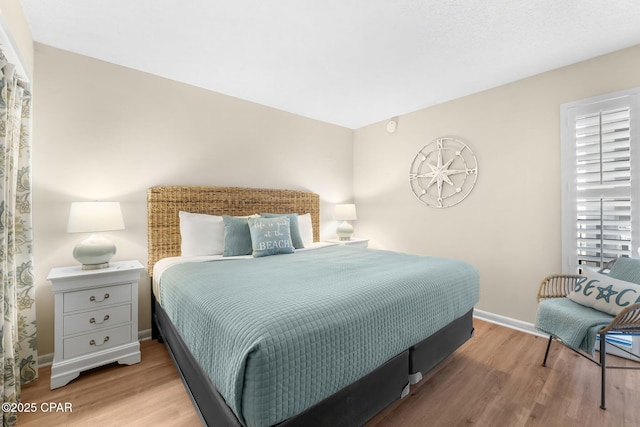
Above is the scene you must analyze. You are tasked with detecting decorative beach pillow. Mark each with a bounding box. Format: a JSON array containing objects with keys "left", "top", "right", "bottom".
[
  {"left": 179, "top": 211, "right": 224, "bottom": 256},
  {"left": 248, "top": 216, "right": 294, "bottom": 257},
  {"left": 567, "top": 269, "right": 640, "bottom": 316},
  {"left": 261, "top": 213, "right": 304, "bottom": 249},
  {"left": 222, "top": 215, "right": 254, "bottom": 256}
]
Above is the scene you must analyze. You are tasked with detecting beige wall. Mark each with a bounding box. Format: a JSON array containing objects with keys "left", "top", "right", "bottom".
[
  {"left": 353, "top": 45, "right": 640, "bottom": 325},
  {"left": 32, "top": 44, "right": 354, "bottom": 356}
]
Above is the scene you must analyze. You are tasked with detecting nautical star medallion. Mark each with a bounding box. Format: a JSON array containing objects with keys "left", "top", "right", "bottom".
[{"left": 409, "top": 137, "right": 478, "bottom": 208}]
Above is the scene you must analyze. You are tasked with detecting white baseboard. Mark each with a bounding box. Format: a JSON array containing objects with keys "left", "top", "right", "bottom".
[
  {"left": 139, "top": 328, "right": 152, "bottom": 342},
  {"left": 38, "top": 352, "right": 53, "bottom": 368},
  {"left": 37, "top": 329, "right": 153, "bottom": 368},
  {"left": 473, "top": 309, "right": 548, "bottom": 338}
]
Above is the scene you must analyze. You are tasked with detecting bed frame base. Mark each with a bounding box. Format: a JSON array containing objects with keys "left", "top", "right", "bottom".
[
  {"left": 154, "top": 293, "right": 474, "bottom": 427},
  {"left": 278, "top": 350, "right": 409, "bottom": 427},
  {"left": 155, "top": 297, "right": 409, "bottom": 426},
  {"left": 410, "top": 310, "right": 475, "bottom": 383},
  {"left": 155, "top": 297, "right": 241, "bottom": 426}
]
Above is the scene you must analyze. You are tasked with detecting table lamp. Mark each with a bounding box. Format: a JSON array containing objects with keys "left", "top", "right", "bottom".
[
  {"left": 67, "top": 201, "right": 125, "bottom": 269},
  {"left": 335, "top": 203, "right": 357, "bottom": 241}
]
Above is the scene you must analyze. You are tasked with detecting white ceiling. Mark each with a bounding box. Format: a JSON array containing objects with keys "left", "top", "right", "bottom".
[{"left": 21, "top": 0, "right": 640, "bottom": 129}]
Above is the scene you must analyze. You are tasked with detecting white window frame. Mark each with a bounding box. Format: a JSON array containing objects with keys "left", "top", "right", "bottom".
[
  {"left": 561, "top": 87, "right": 640, "bottom": 274},
  {"left": 561, "top": 88, "right": 640, "bottom": 359}
]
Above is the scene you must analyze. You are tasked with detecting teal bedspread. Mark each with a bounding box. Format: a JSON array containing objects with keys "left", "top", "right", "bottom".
[{"left": 159, "top": 245, "right": 479, "bottom": 427}]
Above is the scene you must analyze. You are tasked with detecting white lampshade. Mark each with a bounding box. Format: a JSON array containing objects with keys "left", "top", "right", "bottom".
[
  {"left": 68, "top": 202, "right": 125, "bottom": 232},
  {"left": 68, "top": 202, "right": 125, "bottom": 270},
  {"left": 335, "top": 204, "right": 357, "bottom": 241},
  {"left": 334, "top": 204, "right": 357, "bottom": 221}
]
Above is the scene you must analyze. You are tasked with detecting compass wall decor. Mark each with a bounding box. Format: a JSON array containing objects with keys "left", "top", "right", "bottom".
[{"left": 409, "top": 137, "right": 478, "bottom": 208}]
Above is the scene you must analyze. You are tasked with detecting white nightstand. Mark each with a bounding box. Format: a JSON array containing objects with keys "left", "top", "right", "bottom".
[
  {"left": 325, "top": 237, "right": 369, "bottom": 248},
  {"left": 48, "top": 260, "right": 143, "bottom": 389}
]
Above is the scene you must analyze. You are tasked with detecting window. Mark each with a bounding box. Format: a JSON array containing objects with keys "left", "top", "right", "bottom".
[{"left": 561, "top": 88, "right": 640, "bottom": 273}]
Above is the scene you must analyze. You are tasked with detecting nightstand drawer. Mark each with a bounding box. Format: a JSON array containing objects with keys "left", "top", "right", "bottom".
[
  {"left": 63, "top": 324, "right": 132, "bottom": 359},
  {"left": 63, "top": 283, "right": 132, "bottom": 313},
  {"left": 63, "top": 304, "right": 132, "bottom": 336}
]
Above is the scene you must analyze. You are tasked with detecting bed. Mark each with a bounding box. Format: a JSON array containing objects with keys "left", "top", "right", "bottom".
[{"left": 147, "top": 185, "right": 479, "bottom": 426}]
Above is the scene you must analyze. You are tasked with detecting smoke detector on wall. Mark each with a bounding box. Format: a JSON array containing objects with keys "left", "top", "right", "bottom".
[{"left": 386, "top": 117, "right": 399, "bottom": 133}]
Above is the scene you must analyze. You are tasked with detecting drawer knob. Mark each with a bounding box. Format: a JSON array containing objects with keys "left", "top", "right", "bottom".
[
  {"left": 89, "top": 293, "right": 110, "bottom": 303},
  {"left": 89, "top": 336, "right": 110, "bottom": 346},
  {"left": 89, "top": 315, "right": 110, "bottom": 324}
]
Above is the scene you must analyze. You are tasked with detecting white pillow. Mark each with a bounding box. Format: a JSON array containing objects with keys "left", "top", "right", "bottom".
[
  {"left": 179, "top": 211, "right": 224, "bottom": 256},
  {"left": 568, "top": 269, "right": 640, "bottom": 316},
  {"left": 298, "top": 213, "right": 314, "bottom": 246}
]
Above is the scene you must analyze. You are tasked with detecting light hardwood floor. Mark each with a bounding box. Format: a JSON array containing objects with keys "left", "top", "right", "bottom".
[{"left": 18, "top": 320, "right": 640, "bottom": 426}]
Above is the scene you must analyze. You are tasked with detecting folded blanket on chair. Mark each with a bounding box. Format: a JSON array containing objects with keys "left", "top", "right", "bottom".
[{"left": 535, "top": 298, "right": 614, "bottom": 354}]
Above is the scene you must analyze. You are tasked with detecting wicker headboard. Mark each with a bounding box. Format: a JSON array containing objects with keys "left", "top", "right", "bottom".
[{"left": 147, "top": 186, "right": 320, "bottom": 272}]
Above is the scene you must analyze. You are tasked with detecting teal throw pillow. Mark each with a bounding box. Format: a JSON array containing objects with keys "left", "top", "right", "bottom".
[
  {"left": 261, "top": 213, "right": 304, "bottom": 249},
  {"left": 248, "top": 216, "right": 294, "bottom": 257},
  {"left": 567, "top": 269, "right": 640, "bottom": 316},
  {"left": 608, "top": 257, "right": 640, "bottom": 285},
  {"left": 222, "top": 216, "right": 253, "bottom": 256}
]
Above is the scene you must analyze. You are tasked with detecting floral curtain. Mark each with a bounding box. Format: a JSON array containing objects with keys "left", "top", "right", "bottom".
[{"left": 0, "top": 54, "right": 37, "bottom": 426}]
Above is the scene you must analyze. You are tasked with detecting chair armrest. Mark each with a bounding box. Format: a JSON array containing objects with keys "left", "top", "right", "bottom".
[
  {"left": 537, "top": 274, "right": 583, "bottom": 302},
  {"left": 600, "top": 302, "right": 640, "bottom": 334}
]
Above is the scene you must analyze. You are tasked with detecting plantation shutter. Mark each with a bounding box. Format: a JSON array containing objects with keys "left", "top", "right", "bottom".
[{"left": 561, "top": 89, "right": 640, "bottom": 273}]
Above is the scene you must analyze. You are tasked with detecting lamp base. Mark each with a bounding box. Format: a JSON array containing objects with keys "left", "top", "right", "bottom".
[
  {"left": 73, "top": 234, "right": 116, "bottom": 269},
  {"left": 82, "top": 262, "right": 110, "bottom": 270},
  {"left": 336, "top": 221, "right": 354, "bottom": 241}
]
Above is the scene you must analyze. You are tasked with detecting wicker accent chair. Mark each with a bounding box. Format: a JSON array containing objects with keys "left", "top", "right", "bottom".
[{"left": 536, "top": 262, "right": 640, "bottom": 410}]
